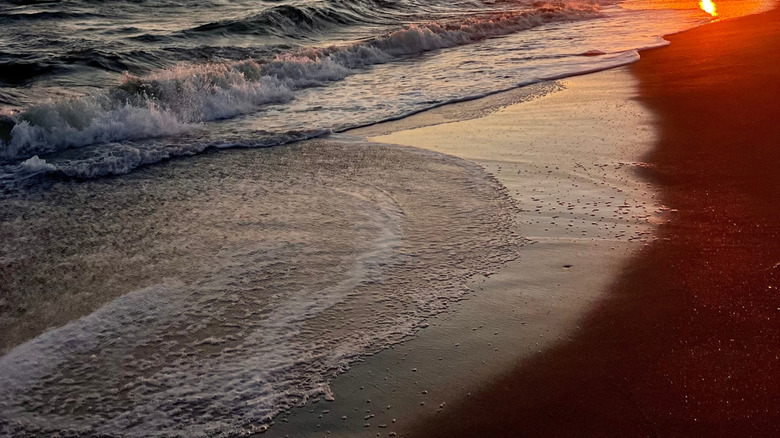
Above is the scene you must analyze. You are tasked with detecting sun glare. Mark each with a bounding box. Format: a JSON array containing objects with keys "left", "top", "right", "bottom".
[{"left": 700, "top": 0, "right": 718, "bottom": 16}]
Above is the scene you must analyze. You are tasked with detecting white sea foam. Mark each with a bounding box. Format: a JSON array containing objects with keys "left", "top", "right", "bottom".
[
  {"left": 0, "top": 141, "right": 525, "bottom": 436},
  {"left": 0, "top": 185, "right": 407, "bottom": 437},
  {"left": 18, "top": 155, "right": 55, "bottom": 173}
]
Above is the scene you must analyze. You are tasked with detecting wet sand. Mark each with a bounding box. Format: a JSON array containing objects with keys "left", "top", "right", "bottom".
[
  {"left": 264, "top": 66, "right": 663, "bottom": 436},
  {"left": 404, "top": 7, "right": 780, "bottom": 438}
]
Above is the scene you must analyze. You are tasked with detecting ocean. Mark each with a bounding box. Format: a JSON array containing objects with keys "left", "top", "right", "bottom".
[
  {"left": 0, "top": 0, "right": 774, "bottom": 436},
  {"left": 2, "top": 0, "right": 759, "bottom": 184}
]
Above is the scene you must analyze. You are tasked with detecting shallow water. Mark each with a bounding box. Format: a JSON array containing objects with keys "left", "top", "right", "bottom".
[{"left": 0, "top": 141, "right": 524, "bottom": 436}]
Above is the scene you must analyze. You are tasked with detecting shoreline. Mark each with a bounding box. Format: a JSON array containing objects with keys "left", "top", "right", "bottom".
[
  {"left": 403, "top": 6, "right": 780, "bottom": 437},
  {"left": 2, "top": 3, "right": 778, "bottom": 436},
  {"left": 264, "top": 66, "right": 662, "bottom": 436}
]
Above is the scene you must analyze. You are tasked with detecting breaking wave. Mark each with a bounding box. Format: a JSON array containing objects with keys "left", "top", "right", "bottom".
[{"left": 0, "top": 3, "right": 601, "bottom": 169}]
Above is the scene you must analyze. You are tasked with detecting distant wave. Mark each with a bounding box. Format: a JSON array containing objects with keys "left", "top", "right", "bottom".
[
  {"left": 1, "top": 2, "right": 601, "bottom": 165},
  {"left": 0, "top": 0, "right": 63, "bottom": 5},
  {"left": 182, "top": 0, "right": 437, "bottom": 38},
  {"left": 0, "top": 10, "right": 103, "bottom": 22},
  {"left": 185, "top": 4, "right": 371, "bottom": 38}
]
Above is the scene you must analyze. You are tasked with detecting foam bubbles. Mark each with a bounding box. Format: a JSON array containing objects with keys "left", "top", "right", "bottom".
[
  {"left": 18, "top": 155, "right": 55, "bottom": 173},
  {"left": 0, "top": 141, "right": 523, "bottom": 437}
]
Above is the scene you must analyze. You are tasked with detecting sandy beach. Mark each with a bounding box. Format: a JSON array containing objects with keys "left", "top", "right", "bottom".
[
  {"left": 263, "top": 6, "right": 780, "bottom": 437},
  {"left": 1, "top": 2, "right": 778, "bottom": 437},
  {"left": 398, "top": 7, "right": 780, "bottom": 438},
  {"left": 264, "top": 55, "right": 663, "bottom": 438}
]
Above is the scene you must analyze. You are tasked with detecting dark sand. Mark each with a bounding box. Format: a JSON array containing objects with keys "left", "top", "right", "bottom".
[{"left": 407, "top": 8, "right": 780, "bottom": 438}]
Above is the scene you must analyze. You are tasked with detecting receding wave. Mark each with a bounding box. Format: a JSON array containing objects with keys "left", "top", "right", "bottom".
[
  {"left": 0, "top": 141, "right": 524, "bottom": 437},
  {"left": 0, "top": 2, "right": 601, "bottom": 173}
]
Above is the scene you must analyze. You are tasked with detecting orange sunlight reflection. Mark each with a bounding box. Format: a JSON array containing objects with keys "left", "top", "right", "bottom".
[
  {"left": 700, "top": 0, "right": 718, "bottom": 16},
  {"left": 622, "top": 1, "right": 771, "bottom": 21}
]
